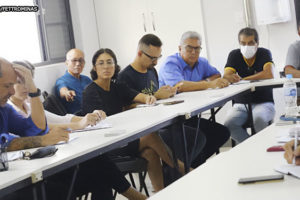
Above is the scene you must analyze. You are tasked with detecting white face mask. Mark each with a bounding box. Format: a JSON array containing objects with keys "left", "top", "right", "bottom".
[{"left": 240, "top": 45, "right": 257, "bottom": 59}]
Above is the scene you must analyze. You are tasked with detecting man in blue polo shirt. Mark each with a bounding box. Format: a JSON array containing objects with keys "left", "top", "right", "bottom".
[
  {"left": 0, "top": 58, "right": 68, "bottom": 150},
  {"left": 55, "top": 49, "right": 92, "bottom": 114},
  {"left": 158, "top": 31, "right": 230, "bottom": 167},
  {"left": 159, "top": 31, "right": 229, "bottom": 91}
]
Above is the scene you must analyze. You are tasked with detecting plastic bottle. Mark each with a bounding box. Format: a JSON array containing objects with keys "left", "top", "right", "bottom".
[{"left": 284, "top": 74, "right": 298, "bottom": 117}]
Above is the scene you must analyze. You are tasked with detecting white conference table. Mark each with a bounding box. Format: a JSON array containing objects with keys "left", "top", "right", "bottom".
[
  {"left": 0, "top": 78, "right": 296, "bottom": 197},
  {"left": 149, "top": 124, "right": 300, "bottom": 200}
]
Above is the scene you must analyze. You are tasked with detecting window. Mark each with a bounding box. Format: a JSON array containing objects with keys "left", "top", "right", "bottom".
[{"left": 0, "top": 0, "right": 74, "bottom": 65}]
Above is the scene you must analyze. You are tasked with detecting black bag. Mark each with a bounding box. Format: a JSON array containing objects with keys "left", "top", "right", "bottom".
[
  {"left": 42, "top": 91, "right": 67, "bottom": 116},
  {"left": 0, "top": 138, "right": 8, "bottom": 171}
]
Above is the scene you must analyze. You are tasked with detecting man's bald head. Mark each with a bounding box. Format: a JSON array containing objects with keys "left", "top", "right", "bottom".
[
  {"left": 0, "top": 58, "right": 17, "bottom": 106},
  {"left": 65, "top": 49, "right": 85, "bottom": 78},
  {"left": 66, "top": 48, "right": 85, "bottom": 60},
  {"left": 0, "top": 58, "right": 14, "bottom": 75}
]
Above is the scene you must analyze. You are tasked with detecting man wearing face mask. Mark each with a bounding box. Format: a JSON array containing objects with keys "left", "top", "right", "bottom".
[{"left": 223, "top": 27, "right": 275, "bottom": 144}]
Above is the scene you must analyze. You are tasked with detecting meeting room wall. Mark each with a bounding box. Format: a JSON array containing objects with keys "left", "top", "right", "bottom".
[
  {"left": 70, "top": 0, "right": 208, "bottom": 72},
  {"left": 34, "top": 62, "right": 66, "bottom": 95},
  {"left": 67, "top": 0, "right": 298, "bottom": 76}
]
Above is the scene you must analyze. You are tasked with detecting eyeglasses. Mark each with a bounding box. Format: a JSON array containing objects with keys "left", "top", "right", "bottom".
[
  {"left": 95, "top": 60, "right": 115, "bottom": 67},
  {"left": 142, "top": 51, "right": 162, "bottom": 62},
  {"left": 69, "top": 58, "right": 85, "bottom": 64},
  {"left": 184, "top": 45, "right": 202, "bottom": 53}
]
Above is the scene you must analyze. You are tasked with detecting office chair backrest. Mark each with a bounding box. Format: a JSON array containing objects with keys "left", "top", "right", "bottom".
[{"left": 42, "top": 91, "right": 67, "bottom": 116}]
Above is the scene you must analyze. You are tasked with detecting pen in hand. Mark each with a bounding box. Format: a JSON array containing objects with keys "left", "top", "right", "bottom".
[{"left": 293, "top": 132, "right": 298, "bottom": 164}]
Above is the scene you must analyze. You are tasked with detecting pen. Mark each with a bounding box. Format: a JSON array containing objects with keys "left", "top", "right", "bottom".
[{"left": 293, "top": 132, "right": 298, "bottom": 164}]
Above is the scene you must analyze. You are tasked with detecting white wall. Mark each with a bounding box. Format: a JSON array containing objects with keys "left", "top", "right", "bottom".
[
  {"left": 201, "top": 0, "right": 247, "bottom": 73},
  {"left": 201, "top": 0, "right": 298, "bottom": 74},
  {"left": 250, "top": 0, "right": 298, "bottom": 71},
  {"left": 34, "top": 62, "right": 66, "bottom": 94},
  {"left": 69, "top": 0, "right": 100, "bottom": 76}
]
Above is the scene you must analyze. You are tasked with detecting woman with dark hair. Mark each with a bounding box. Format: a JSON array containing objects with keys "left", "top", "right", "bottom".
[{"left": 82, "top": 48, "right": 186, "bottom": 192}]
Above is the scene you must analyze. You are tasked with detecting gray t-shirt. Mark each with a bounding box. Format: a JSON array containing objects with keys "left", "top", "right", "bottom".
[{"left": 286, "top": 40, "right": 300, "bottom": 69}]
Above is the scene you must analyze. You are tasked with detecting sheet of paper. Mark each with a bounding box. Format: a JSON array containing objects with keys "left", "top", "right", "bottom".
[
  {"left": 232, "top": 80, "right": 251, "bottom": 85},
  {"left": 136, "top": 103, "right": 159, "bottom": 108},
  {"left": 276, "top": 135, "right": 294, "bottom": 143},
  {"left": 275, "top": 164, "right": 300, "bottom": 178},
  {"left": 7, "top": 151, "right": 24, "bottom": 161},
  {"left": 71, "top": 120, "right": 112, "bottom": 133}
]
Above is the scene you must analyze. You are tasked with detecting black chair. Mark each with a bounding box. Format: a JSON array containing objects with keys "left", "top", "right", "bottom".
[
  {"left": 42, "top": 91, "right": 67, "bottom": 116},
  {"left": 111, "top": 156, "right": 149, "bottom": 199}
]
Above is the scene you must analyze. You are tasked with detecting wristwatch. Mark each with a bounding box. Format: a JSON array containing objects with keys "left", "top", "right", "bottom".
[{"left": 28, "top": 88, "right": 41, "bottom": 97}]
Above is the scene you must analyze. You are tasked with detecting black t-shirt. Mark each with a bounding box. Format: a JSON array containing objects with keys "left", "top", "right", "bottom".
[
  {"left": 81, "top": 81, "right": 139, "bottom": 116},
  {"left": 224, "top": 48, "right": 274, "bottom": 103},
  {"left": 118, "top": 65, "right": 159, "bottom": 94}
]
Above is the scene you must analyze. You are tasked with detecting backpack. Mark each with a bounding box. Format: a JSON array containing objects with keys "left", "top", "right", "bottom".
[{"left": 42, "top": 91, "right": 67, "bottom": 116}]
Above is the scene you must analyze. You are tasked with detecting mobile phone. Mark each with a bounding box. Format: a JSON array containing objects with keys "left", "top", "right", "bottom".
[
  {"left": 162, "top": 100, "right": 184, "bottom": 105},
  {"left": 238, "top": 174, "right": 284, "bottom": 184}
]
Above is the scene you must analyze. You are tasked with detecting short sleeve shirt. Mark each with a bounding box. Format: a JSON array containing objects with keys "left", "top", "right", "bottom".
[
  {"left": 224, "top": 48, "right": 274, "bottom": 103},
  {"left": 82, "top": 81, "right": 139, "bottom": 116},
  {"left": 0, "top": 104, "right": 48, "bottom": 146},
  {"left": 118, "top": 65, "right": 159, "bottom": 94},
  {"left": 285, "top": 40, "right": 300, "bottom": 70},
  {"left": 55, "top": 71, "right": 92, "bottom": 114},
  {"left": 159, "top": 53, "right": 220, "bottom": 87}
]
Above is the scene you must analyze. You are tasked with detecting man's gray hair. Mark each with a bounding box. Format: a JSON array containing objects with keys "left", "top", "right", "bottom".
[{"left": 180, "top": 31, "right": 202, "bottom": 46}]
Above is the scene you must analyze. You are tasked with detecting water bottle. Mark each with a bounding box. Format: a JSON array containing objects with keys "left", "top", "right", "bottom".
[{"left": 284, "top": 74, "right": 298, "bottom": 117}]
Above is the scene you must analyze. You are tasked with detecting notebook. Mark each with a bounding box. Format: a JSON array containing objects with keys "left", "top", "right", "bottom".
[{"left": 275, "top": 164, "right": 300, "bottom": 178}]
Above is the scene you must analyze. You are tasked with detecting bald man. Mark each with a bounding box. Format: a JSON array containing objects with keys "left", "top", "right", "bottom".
[
  {"left": 0, "top": 58, "right": 69, "bottom": 151},
  {"left": 55, "top": 49, "right": 92, "bottom": 114}
]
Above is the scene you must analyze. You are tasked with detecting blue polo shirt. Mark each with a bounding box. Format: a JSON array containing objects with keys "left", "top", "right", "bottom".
[
  {"left": 55, "top": 71, "right": 92, "bottom": 114},
  {"left": 159, "top": 53, "right": 220, "bottom": 87},
  {"left": 0, "top": 104, "right": 48, "bottom": 146}
]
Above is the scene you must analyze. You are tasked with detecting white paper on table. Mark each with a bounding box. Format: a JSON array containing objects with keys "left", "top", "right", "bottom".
[
  {"left": 232, "top": 80, "right": 251, "bottom": 85},
  {"left": 7, "top": 151, "right": 24, "bottom": 161},
  {"left": 275, "top": 164, "right": 300, "bottom": 178},
  {"left": 71, "top": 120, "right": 112, "bottom": 133},
  {"left": 136, "top": 103, "right": 159, "bottom": 108},
  {"left": 276, "top": 135, "right": 294, "bottom": 143},
  {"left": 56, "top": 135, "right": 78, "bottom": 145}
]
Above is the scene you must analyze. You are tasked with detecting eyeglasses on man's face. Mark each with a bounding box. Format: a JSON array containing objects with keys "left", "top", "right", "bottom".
[
  {"left": 142, "top": 51, "right": 162, "bottom": 62},
  {"left": 184, "top": 45, "right": 202, "bottom": 53},
  {"left": 69, "top": 58, "right": 85, "bottom": 64}
]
